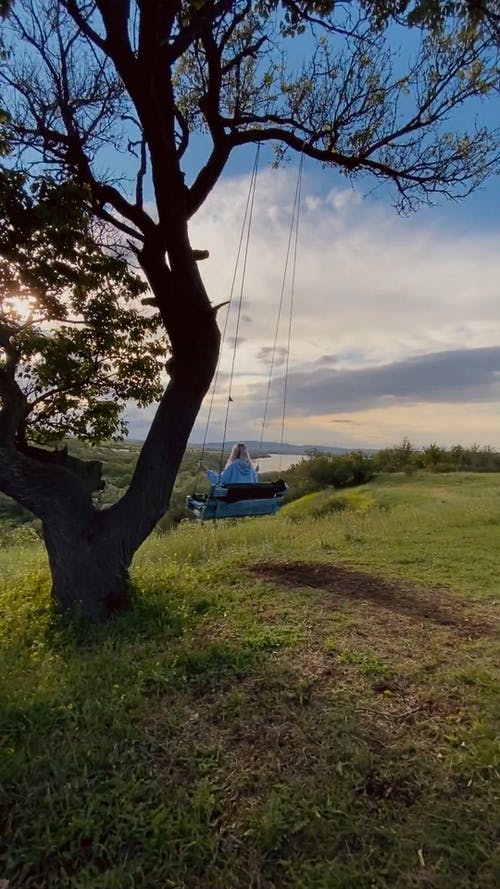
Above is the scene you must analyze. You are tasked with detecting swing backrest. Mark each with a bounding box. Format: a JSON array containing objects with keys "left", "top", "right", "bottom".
[
  {"left": 217, "top": 480, "right": 287, "bottom": 502},
  {"left": 186, "top": 480, "right": 287, "bottom": 521}
]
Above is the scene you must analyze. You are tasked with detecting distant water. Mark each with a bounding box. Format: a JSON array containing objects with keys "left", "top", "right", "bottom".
[{"left": 258, "top": 453, "right": 306, "bottom": 474}]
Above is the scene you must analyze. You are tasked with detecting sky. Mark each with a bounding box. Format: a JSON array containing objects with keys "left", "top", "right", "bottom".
[
  {"left": 127, "top": 152, "right": 500, "bottom": 450},
  {"left": 4, "top": 2, "right": 499, "bottom": 452},
  {"left": 114, "top": 12, "right": 500, "bottom": 452}
]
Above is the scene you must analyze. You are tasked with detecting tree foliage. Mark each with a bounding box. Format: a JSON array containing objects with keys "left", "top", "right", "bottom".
[
  {"left": 0, "top": 162, "right": 167, "bottom": 445},
  {"left": 1, "top": 0, "right": 498, "bottom": 226},
  {"left": 274, "top": 1, "right": 500, "bottom": 35}
]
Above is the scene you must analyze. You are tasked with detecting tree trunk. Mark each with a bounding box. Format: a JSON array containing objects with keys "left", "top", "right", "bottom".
[
  {"left": 0, "top": 236, "right": 220, "bottom": 621},
  {"left": 100, "top": 242, "right": 222, "bottom": 563},
  {"left": 0, "top": 447, "right": 132, "bottom": 620},
  {"left": 40, "top": 353, "right": 209, "bottom": 620},
  {"left": 43, "top": 515, "right": 131, "bottom": 621}
]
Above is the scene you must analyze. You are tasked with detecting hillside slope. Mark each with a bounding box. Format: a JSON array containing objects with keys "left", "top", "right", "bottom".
[{"left": 0, "top": 473, "right": 498, "bottom": 887}]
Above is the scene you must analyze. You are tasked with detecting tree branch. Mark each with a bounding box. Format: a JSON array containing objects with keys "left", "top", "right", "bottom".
[
  {"left": 61, "top": 0, "right": 108, "bottom": 53},
  {"left": 186, "top": 14, "right": 232, "bottom": 216},
  {"left": 187, "top": 139, "right": 232, "bottom": 217},
  {"left": 166, "top": 0, "right": 233, "bottom": 62},
  {"left": 0, "top": 323, "right": 27, "bottom": 445},
  {"left": 135, "top": 132, "right": 147, "bottom": 208},
  {"left": 0, "top": 444, "right": 95, "bottom": 519},
  {"left": 174, "top": 104, "right": 190, "bottom": 158}
]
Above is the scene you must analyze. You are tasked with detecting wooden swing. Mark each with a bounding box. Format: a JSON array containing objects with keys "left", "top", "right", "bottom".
[
  {"left": 186, "top": 148, "right": 303, "bottom": 521},
  {"left": 186, "top": 479, "right": 288, "bottom": 521}
]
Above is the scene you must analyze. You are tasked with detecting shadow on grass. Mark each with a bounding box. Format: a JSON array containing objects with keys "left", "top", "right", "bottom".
[
  {"left": 250, "top": 561, "right": 494, "bottom": 636},
  {"left": 2, "top": 621, "right": 498, "bottom": 888},
  {"left": 40, "top": 586, "right": 219, "bottom": 654}
]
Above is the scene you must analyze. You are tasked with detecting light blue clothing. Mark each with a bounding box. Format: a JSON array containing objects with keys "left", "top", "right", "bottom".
[{"left": 205, "top": 458, "right": 258, "bottom": 486}]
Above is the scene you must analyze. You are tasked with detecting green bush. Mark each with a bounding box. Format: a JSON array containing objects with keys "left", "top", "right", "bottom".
[
  {"left": 371, "top": 438, "right": 420, "bottom": 473},
  {"left": 282, "top": 451, "right": 374, "bottom": 501},
  {"left": 372, "top": 439, "right": 500, "bottom": 474}
]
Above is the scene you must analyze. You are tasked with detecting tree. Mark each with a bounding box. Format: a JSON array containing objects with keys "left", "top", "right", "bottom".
[
  {"left": 372, "top": 437, "right": 420, "bottom": 472},
  {"left": 0, "top": 0, "right": 498, "bottom": 619},
  {"left": 422, "top": 442, "right": 448, "bottom": 469},
  {"left": 0, "top": 160, "right": 167, "bottom": 614}
]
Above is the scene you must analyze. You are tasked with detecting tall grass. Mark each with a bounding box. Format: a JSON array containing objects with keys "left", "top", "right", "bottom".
[{"left": 0, "top": 472, "right": 498, "bottom": 888}]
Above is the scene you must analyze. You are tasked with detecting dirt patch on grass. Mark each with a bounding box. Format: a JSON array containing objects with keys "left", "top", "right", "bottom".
[{"left": 249, "top": 561, "right": 493, "bottom": 637}]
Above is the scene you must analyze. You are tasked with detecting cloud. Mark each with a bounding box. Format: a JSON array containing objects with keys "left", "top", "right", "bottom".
[
  {"left": 318, "top": 354, "right": 339, "bottom": 366},
  {"left": 190, "top": 167, "right": 500, "bottom": 373},
  {"left": 128, "top": 167, "right": 500, "bottom": 447},
  {"left": 256, "top": 345, "right": 288, "bottom": 366},
  {"left": 260, "top": 346, "right": 500, "bottom": 416}
]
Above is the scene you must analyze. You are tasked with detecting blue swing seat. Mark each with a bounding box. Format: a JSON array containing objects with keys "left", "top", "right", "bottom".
[{"left": 186, "top": 480, "right": 287, "bottom": 521}]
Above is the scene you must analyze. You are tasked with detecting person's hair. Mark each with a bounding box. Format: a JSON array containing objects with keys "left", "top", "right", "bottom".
[{"left": 225, "top": 442, "right": 252, "bottom": 467}]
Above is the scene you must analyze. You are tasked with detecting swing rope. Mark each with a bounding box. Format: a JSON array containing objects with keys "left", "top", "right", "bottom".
[
  {"left": 258, "top": 154, "right": 304, "bottom": 471},
  {"left": 218, "top": 143, "right": 260, "bottom": 474},
  {"left": 279, "top": 152, "right": 303, "bottom": 468},
  {"left": 192, "top": 144, "right": 261, "bottom": 492}
]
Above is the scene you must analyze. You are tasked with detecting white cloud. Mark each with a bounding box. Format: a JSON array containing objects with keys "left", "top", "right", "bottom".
[{"left": 128, "top": 167, "right": 500, "bottom": 448}]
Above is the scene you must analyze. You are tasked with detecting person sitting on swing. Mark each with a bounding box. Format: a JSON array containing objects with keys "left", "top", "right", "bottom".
[{"left": 202, "top": 443, "right": 259, "bottom": 486}]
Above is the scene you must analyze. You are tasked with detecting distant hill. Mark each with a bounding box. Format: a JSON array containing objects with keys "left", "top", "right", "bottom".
[{"left": 190, "top": 440, "right": 377, "bottom": 456}]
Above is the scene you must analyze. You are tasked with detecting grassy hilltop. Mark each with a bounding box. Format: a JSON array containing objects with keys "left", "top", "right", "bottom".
[{"left": 0, "top": 472, "right": 499, "bottom": 887}]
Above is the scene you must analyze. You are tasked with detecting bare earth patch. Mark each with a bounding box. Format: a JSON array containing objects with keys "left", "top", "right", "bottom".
[{"left": 249, "top": 561, "right": 495, "bottom": 637}]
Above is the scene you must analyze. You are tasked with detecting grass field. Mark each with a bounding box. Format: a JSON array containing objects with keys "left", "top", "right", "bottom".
[{"left": 0, "top": 472, "right": 499, "bottom": 888}]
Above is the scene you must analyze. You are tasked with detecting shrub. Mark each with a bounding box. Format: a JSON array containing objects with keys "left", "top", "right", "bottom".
[
  {"left": 282, "top": 451, "right": 374, "bottom": 500},
  {"left": 371, "top": 438, "right": 421, "bottom": 473},
  {"left": 372, "top": 440, "right": 500, "bottom": 474}
]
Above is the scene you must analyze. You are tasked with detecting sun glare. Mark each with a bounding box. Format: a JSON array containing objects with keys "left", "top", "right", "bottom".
[{"left": 4, "top": 295, "right": 36, "bottom": 323}]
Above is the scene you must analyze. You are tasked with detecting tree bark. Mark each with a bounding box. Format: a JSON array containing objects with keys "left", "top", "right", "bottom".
[
  {"left": 43, "top": 513, "right": 131, "bottom": 620},
  {"left": 107, "top": 275, "right": 220, "bottom": 559},
  {"left": 41, "top": 329, "right": 216, "bottom": 620},
  {"left": 0, "top": 446, "right": 129, "bottom": 620},
  {"left": 101, "top": 239, "right": 221, "bottom": 562}
]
